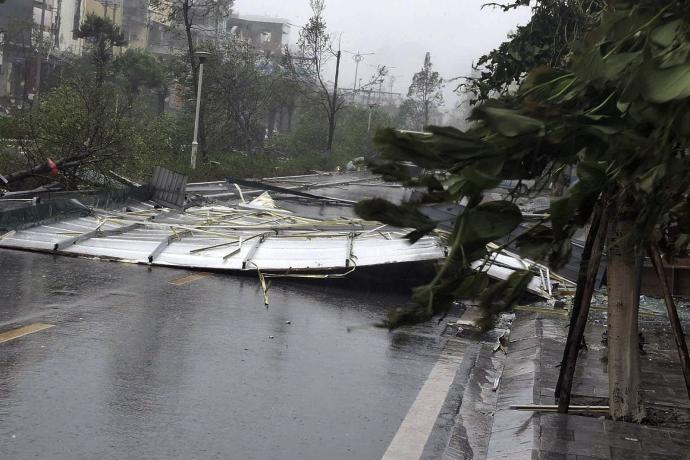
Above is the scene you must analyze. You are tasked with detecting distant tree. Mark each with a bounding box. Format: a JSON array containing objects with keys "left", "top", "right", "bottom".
[
  {"left": 284, "top": 0, "right": 344, "bottom": 155},
  {"left": 407, "top": 52, "right": 443, "bottom": 129},
  {"left": 204, "top": 40, "right": 282, "bottom": 152},
  {"left": 77, "top": 14, "right": 127, "bottom": 88},
  {"left": 396, "top": 98, "right": 423, "bottom": 130},
  {"left": 113, "top": 49, "right": 166, "bottom": 106}
]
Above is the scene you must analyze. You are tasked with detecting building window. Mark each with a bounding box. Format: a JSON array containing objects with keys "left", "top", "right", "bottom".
[{"left": 260, "top": 31, "right": 271, "bottom": 43}]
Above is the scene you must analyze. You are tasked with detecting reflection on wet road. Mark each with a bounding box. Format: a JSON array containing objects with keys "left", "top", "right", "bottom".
[{"left": 0, "top": 249, "right": 451, "bottom": 459}]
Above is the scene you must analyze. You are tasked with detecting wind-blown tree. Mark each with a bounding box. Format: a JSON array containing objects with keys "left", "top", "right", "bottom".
[
  {"left": 76, "top": 14, "right": 127, "bottom": 88},
  {"left": 284, "top": 0, "right": 344, "bottom": 155},
  {"left": 113, "top": 49, "right": 166, "bottom": 106},
  {"left": 407, "top": 52, "right": 444, "bottom": 129},
  {"left": 2, "top": 17, "right": 169, "bottom": 189},
  {"left": 357, "top": 1, "right": 690, "bottom": 421},
  {"left": 463, "top": 0, "right": 606, "bottom": 104},
  {"left": 5, "top": 15, "right": 129, "bottom": 186},
  {"left": 396, "top": 98, "right": 423, "bottom": 130}
]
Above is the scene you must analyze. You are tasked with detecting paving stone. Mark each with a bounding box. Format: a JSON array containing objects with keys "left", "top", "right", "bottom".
[
  {"left": 491, "top": 409, "right": 535, "bottom": 433},
  {"left": 509, "top": 337, "right": 541, "bottom": 352},
  {"left": 538, "top": 450, "right": 578, "bottom": 460},
  {"left": 640, "top": 454, "right": 683, "bottom": 460},
  {"left": 609, "top": 446, "right": 644, "bottom": 459},
  {"left": 486, "top": 448, "right": 534, "bottom": 460},
  {"left": 539, "top": 437, "right": 609, "bottom": 458},
  {"left": 601, "top": 435, "right": 643, "bottom": 451},
  {"left": 503, "top": 360, "right": 536, "bottom": 379},
  {"left": 487, "top": 428, "right": 534, "bottom": 457},
  {"left": 508, "top": 347, "right": 540, "bottom": 360},
  {"left": 541, "top": 427, "right": 575, "bottom": 442}
]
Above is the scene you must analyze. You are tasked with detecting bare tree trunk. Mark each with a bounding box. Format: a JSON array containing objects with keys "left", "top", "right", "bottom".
[
  {"left": 607, "top": 219, "right": 645, "bottom": 421},
  {"left": 326, "top": 50, "right": 341, "bottom": 155},
  {"left": 3, "top": 151, "right": 93, "bottom": 187},
  {"left": 423, "top": 100, "right": 429, "bottom": 128}
]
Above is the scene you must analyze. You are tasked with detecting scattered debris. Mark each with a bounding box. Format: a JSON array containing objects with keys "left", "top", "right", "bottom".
[
  {"left": 493, "top": 330, "right": 509, "bottom": 354},
  {"left": 492, "top": 374, "right": 502, "bottom": 392},
  {"left": 472, "top": 243, "right": 575, "bottom": 299},
  {"left": 509, "top": 404, "right": 609, "bottom": 413}
]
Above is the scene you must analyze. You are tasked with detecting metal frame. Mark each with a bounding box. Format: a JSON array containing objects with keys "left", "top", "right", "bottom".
[
  {"left": 53, "top": 223, "right": 143, "bottom": 251},
  {"left": 148, "top": 230, "right": 193, "bottom": 263}
]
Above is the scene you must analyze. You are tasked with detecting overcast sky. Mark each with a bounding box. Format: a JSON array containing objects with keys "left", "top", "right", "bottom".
[{"left": 233, "top": 0, "right": 532, "bottom": 109}]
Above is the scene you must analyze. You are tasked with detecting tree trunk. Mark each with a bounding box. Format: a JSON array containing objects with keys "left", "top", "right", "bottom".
[
  {"left": 2, "top": 151, "right": 93, "bottom": 188},
  {"left": 326, "top": 114, "right": 336, "bottom": 155},
  {"left": 326, "top": 50, "right": 341, "bottom": 155},
  {"left": 607, "top": 219, "right": 645, "bottom": 421}
]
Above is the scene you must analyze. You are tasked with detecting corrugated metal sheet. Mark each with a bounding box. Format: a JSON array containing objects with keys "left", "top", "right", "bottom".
[
  {"left": 151, "top": 167, "right": 187, "bottom": 208},
  {"left": 0, "top": 201, "right": 446, "bottom": 274}
]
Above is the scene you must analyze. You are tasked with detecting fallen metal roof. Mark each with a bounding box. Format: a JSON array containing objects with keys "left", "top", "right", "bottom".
[{"left": 0, "top": 198, "right": 445, "bottom": 276}]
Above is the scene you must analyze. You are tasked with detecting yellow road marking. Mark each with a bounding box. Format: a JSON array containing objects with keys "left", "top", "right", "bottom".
[
  {"left": 0, "top": 323, "right": 54, "bottom": 344},
  {"left": 168, "top": 272, "right": 213, "bottom": 286}
]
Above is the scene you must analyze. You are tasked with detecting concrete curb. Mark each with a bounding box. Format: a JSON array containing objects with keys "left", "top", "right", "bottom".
[{"left": 485, "top": 313, "right": 541, "bottom": 460}]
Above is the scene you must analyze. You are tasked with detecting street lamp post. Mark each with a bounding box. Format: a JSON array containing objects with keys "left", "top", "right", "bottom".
[{"left": 190, "top": 51, "right": 211, "bottom": 170}]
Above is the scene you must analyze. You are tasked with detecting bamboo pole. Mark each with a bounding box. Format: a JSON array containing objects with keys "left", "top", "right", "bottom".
[
  {"left": 511, "top": 404, "right": 609, "bottom": 413},
  {"left": 556, "top": 202, "right": 609, "bottom": 413},
  {"left": 647, "top": 244, "right": 690, "bottom": 401},
  {"left": 555, "top": 200, "right": 603, "bottom": 399}
]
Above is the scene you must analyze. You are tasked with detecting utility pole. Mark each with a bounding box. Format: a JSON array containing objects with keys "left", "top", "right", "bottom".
[
  {"left": 353, "top": 53, "right": 363, "bottom": 92},
  {"left": 326, "top": 49, "right": 341, "bottom": 154},
  {"left": 389, "top": 75, "right": 396, "bottom": 104},
  {"left": 345, "top": 50, "right": 373, "bottom": 101}
]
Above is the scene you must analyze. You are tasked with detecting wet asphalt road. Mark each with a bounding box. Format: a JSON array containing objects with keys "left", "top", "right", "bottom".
[{"left": 0, "top": 249, "right": 450, "bottom": 459}]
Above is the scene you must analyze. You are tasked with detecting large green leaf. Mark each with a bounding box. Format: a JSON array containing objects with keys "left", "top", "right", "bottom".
[
  {"left": 443, "top": 163, "right": 502, "bottom": 197},
  {"left": 641, "top": 63, "right": 690, "bottom": 103},
  {"left": 471, "top": 106, "right": 545, "bottom": 137},
  {"left": 458, "top": 201, "right": 522, "bottom": 245},
  {"left": 373, "top": 128, "right": 450, "bottom": 169},
  {"left": 354, "top": 198, "right": 436, "bottom": 242},
  {"left": 651, "top": 18, "right": 683, "bottom": 48},
  {"left": 427, "top": 126, "right": 497, "bottom": 162}
]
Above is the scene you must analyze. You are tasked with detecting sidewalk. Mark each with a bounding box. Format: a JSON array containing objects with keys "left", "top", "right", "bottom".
[{"left": 483, "top": 308, "right": 690, "bottom": 460}]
